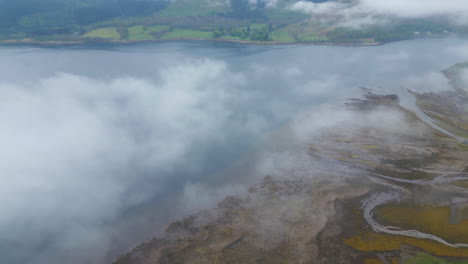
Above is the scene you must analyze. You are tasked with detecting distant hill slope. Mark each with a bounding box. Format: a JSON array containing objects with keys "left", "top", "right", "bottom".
[{"left": 0, "top": 0, "right": 466, "bottom": 45}]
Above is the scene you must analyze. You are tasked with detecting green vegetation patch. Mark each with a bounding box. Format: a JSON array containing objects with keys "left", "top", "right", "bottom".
[
  {"left": 459, "top": 144, "right": 468, "bottom": 151},
  {"left": 406, "top": 253, "right": 468, "bottom": 264},
  {"left": 127, "top": 25, "right": 169, "bottom": 40},
  {"left": 161, "top": 29, "right": 213, "bottom": 39},
  {"left": 278, "top": 22, "right": 330, "bottom": 42},
  {"left": 297, "top": 33, "right": 328, "bottom": 42},
  {"left": 374, "top": 205, "right": 468, "bottom": 244},
  {"left": 214, "top": 23, "right": 271, "bottom": 41},
  {"left": 84, "top": 27, "right": 120, "bottom": 39},
  {"left": 270, "top": 29, "right": 295, "bottom": 42}
]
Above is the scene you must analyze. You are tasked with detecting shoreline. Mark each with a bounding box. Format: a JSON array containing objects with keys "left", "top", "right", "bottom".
[
  {"left": 0, "top": 35, "right": 455, "bottom": 49},
  {"left": 0, "top": 36, "right": 386, "bottom": 47}
]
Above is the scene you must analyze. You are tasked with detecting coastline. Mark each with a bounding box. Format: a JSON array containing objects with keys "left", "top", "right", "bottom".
[
  {"left": 0, "top": 36, "right": 385, "bottom": 47},
  {"left": 0, "top": 34, "right": 454, "bottom": 49}
]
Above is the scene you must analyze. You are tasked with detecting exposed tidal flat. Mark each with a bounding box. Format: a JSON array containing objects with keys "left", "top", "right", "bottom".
[
  {"left": 330, "top": 78, "right": 468, "bottom": 262},
  {"left": 115, "top": 81, "right": 468, "bottom": 263},
  {"left": 113, "top": 39, "right": 468, "bottom": 263}
]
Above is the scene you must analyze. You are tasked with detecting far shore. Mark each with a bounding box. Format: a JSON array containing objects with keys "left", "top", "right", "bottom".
[
  {"left": 0, "top": 34, "right": 453, "bottom": 48},
  {"left": 0, "top": 36, "right": 385, "bottom": 47}
]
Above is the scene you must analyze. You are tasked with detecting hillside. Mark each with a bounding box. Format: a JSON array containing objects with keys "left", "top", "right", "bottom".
[{"left": 0, "top": 0, "right": 464, "bottom": 45}]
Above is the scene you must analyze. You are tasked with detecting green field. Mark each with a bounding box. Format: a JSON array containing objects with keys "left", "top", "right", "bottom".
[
  {"left": 128, "top": 25, "right": 169, "bottom": 40},
  {"left": 296, "top": 33, "right": 328, "bottom": 41},
  {"left": 278, "top": 22, "right": 330, "bottom": 42},
  {"left": 161, "top": 29, "right": 213, "bottom": 39},
  {"left": 84, "top": 27, "right": 120, "bottom": 39},
  {"left": 270, "top": 29, "right": 295, "bottom": 42}
]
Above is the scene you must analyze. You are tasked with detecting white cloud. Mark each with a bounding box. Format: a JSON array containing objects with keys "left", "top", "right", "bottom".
[
  {"left": 290, "top": 1, "right": 346, "bottom": 14},
  {"left": 403, "top": 72, "right": 452, "bottom": 93},
  {"left": 284, "top": 67, "right": 303, "bottom": 77},
  {"left": 294, "top": 75, "right": 340, "bottom": 96},
  {"left": 289, "top": 103, "right": 417, "bottom": 144},
  {"left": 289, "top": 1, "right": 388, "bottom": 29},
  {"left": 377, "top": 50, "right": 410, "bottom": 63},
  {"left": 359, "top": 0, "right": 468, "bottom": 18},
  {"left": 445, "top": 44, "right": 468, "bottom": 60},
  {"left": 0, "top": 59, "right": 248, "bottom": 264},
  {"left": 289, "top": 0, "right": 468, "bottom": 27},
  {"left": 247, "top": 0, "right": 280, "bottom": 7},
  {"left": 456, "top": 68, "right": 468, "bottom": 93}
]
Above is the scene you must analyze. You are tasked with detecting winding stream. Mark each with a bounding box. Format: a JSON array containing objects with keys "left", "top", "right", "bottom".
[
  {"left": 363, "top": 171, "right": 468, "bottom": 248},
  {"left": 362, "top": 191, "right": 468, "bottom": 248}
]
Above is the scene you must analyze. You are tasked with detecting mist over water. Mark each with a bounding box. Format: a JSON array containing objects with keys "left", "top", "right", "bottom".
[{"left": 1, "top": 37, "right": 468, "bottom": 264}]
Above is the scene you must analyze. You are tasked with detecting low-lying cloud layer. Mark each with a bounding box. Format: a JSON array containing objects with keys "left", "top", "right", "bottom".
[
  {"left": 1, "top": 51, "right": 347, "bottom": 264},
  {"left": 289, "top": 0, "right": 468, "bottom": 27},
  {"left": 359, "top": 0, "right": 468, "bottom": 18},
  {"left": 0, "top": 60, "right": 250, "bottom": 264},
  {"left": 227, "top": 0, "right": 468, "bottom": 26}
]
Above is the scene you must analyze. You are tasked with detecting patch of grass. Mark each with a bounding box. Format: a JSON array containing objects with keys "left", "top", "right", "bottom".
[
  {"left": 459, "top": 144, "right": 468, "bottom": 151},
  {"left": 344, "top": 231, "right": 468, "bottom": 257},
  {"left": 343, "top": 203, "right": 468, "bottom": 258},
  {"left": 84, "top": 27, "right": 120, "bottom": 39},
  {"left": 374, "top": 205, "right": 468, "bottom": 244},
  {"left": 433, "top": 119, "right": 468, "bottom": 139},
  {"left": 296, "top": 31, "right": 329, "bottom": 41},
  {"left": 127, "top": 25, "right": 169, "bottom": 40},
  {"left": 270, "top": 29, "right": 295, "bottom": 42},
  {"left": 278, "top": 22, "right": 330, "bottom": 42},
  {"left": 161, "top": 29, "right": 213, "bottom": 39},
  {"left": 406, "top": 253, "right": 468, "bottom": 264}
]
